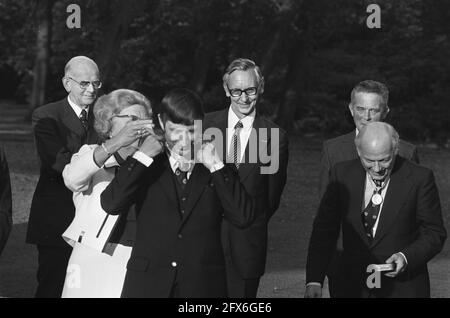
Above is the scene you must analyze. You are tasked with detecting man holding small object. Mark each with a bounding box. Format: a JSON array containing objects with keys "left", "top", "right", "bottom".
[{"left": 305, "top": 122, "right": 446, "bottom": 298}]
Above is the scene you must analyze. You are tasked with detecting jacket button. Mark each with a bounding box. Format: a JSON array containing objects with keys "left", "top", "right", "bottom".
[
  {"left": 180, "top": 209, "right": 185, "bottom": 214},
  {"left": 171, "top": 261, "right": 177, "bottom": 267},
  {"left": 178, "top": 234, "right": 183, "bottom": 239},
  {"left": 181, "top": 197, "right": 186, "bottom": 202}
]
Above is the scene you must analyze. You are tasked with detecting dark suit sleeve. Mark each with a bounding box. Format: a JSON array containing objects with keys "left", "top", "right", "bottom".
[
  {"left": 101, "top": 158, "right": 150, "bottom": 215},
  {"left": 0, "top": 146, "right": 12, "bottom": 254},
  {"left": 32, "top": 109, "right": 74, "bottom": 174},
  {"left": 306, "top": 166, "right": 342, "bottom": 285},
  {"left": 212, "top": 165, "right": 255, "bottom": 228},
  {"left": 318, "top": 141, "right": 331, "bottom": 199},
  {"left": 401, "top": 170, "right": 446, "bottom": 273},
  {"left": 267, "top": 131, "right": 289, "bottom": 219}
]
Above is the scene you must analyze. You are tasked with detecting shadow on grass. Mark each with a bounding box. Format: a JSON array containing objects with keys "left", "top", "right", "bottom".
[{"left": 0, "top": 223, "right": 37, "bottom": 298}]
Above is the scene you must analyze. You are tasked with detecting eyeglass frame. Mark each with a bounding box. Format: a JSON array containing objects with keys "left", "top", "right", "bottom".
[
  {"left": 110, "top": 114, "right": 150, "bottom": 121},
  {"left": 66, "top": 76, "right": 102, "bottom": 90},
  {"left": 226, "top": 85, "right": 259, "bottom": 98}
]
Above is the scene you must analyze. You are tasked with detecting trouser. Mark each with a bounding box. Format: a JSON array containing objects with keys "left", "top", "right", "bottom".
[
  {"left": 224, "top": 255, "right": 260, "bottom": 298},
  {"left": 35, "top": 244, "right": 72, "bottom": 298}
]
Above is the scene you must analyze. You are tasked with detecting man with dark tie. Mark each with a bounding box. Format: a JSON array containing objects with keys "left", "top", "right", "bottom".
[
  {"left": 0, "top": 144, "right": 12, "bottom": 256},
  {"left": 203, "top": 58, "right": 289, "bottom": 297},
  {"left": 26, "top": 56, "right": 100, "bottom": 297},
  {"left": 305, "top": 122, "right": 446, "bottom": 298},
  {"left": 100, "top": 88, "right": 255, "bottom": 297},
  {"left": 319, "top": 80, "right": 420, "bottom": 296}
]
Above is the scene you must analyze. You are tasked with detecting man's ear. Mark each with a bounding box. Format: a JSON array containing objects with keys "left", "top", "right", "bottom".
[
  {"left": 348, "top": 103, "right": 354, "bottom": 116},
  {"left": 383, "top": 106, "right": 390, "bottom": 119},
  {"left": 158, "top": 114, "right": 164, "bottom": 130},
  {"left": 258, "top": 77, "right": 265, "bottom": 95},
  {"left": 223, "top": 81, "right": 230, "bottom": 97},
  {"left": 62, "top": 77, "right": 71, "bottom": 93}
]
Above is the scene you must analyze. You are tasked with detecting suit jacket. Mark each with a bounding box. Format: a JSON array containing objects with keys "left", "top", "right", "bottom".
[
  {"left": 26, "top": 98, "right": 99, "bottom": 246},
  {"left": 203, "top": 109, "right": 289, "bottom": 279},
  {"left": 100, "top": 154, "right": 255, "bottom": 298},
  {"left": 0, "top": 145, "right": 12, "bottom": 255},
  {"left": 306, "top": 157, "right": 447, "bottom": 297},
  {"left": 319, "top": 131, "right": 419, "bottom": 198}
]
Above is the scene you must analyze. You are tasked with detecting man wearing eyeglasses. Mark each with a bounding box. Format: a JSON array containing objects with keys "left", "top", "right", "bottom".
[
  {"left": 26, "top": 56, "right": 101, "bottom": 297},
  {"left": 203, "top": 58, "right": 289, "bottom": 297},
  {"left": 317, "top": 80, "right": 419, "bottom": 297}
]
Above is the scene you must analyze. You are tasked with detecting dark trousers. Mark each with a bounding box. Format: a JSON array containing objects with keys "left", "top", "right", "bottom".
[
  {"left": 225, "top": 256, "right": 260, "bottom": 298},
  {"left": 35, "top": 244, "right": 72, "bottom": 298}
]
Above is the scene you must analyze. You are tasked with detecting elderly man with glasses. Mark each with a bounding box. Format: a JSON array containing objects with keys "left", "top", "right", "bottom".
[{"left": 26, "top": 56, "right": 102, "bottom": 298}]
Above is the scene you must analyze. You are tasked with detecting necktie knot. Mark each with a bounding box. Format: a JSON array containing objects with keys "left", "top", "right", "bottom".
[{"left": 234, "top": 121, "right": 243, "bottom": 130}]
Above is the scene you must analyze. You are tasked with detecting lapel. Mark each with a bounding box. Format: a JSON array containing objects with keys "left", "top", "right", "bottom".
[
  {"left": 155, "top": 155, "right": 179, "bottom": 208},
  {"left": 180, "top": 164, "right": 211, "bottom": 227},
  {"left": 371, "top": 157, "right": 413, "bottom": 247},
  {"left": 60, "top": 98, "right": 87, "bottom": 139},
  {"left": 342, "top": 131, "right": 358, "bottom": 160},
  {"left": 346, "top": 160, "right": 371, "bottom": 246},
  {"left": 238, "top": 115, "right": 270, "bottom": 181}
]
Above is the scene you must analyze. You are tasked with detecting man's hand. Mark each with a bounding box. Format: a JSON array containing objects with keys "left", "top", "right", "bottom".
[
  {"left": 197, "top": 142, "right": 221, "bottom": 171},
  {"left": 384, "top": 253, "right": 407, "bottom": 277},
  {"left": 139, "top": 133, "right": 164, "bottom": 158},
  {"left": 304, "top": 284, "right": 322, "bottom": 298}
]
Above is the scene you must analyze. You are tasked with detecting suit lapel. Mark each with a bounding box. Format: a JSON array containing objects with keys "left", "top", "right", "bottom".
[
  {"left": 371, "top": 157, "right": 413, "bottom": 247},
  {"left": 156, "top": 156, "right": 179, "bottom": 208},
  {"left": 346, "top": 161, "right": 371, "bottom": 246},
  {"left": 181, "top": 164, "right": 211, "bottom": 226},
  {"left": 238, "top": 115, "right": 269, "bottom": 181},
  {"left": 61, "top": 99, "right": 87, "bottom": 138}
]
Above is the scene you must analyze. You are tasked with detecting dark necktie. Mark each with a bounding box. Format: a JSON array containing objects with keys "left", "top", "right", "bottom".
[
  {"left": 175, "top": 168, "right": 188, "bottom": 190},
  {"left": 362, "top": 179, "right": 383, "bottom": 241},
  {"left": 79, "top": 109, "right": 88, "bottom": 130},
  {"left": 231, "top": 121, "right": 243, "bottom": 168}
]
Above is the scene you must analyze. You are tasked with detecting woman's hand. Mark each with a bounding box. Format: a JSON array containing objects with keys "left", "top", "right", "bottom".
[{"left": 106, "top": 119, "right": 154, "bottom": 153}]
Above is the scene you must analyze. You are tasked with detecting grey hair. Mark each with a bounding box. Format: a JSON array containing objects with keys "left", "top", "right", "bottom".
[
  {"left": 64, "top": 56, "right": 99, "bottom": 77},
  {"left": 222, "top": 58, "right": 264, "bottom": 87},
  {"left": 93, "top": 89, "right": 152, "bottom": 141},
  {"left": 355, "top": 122, "right": 399, "bottom": 154},
  {"left": 350, "top": 80, "right": 389, "bottom": 111}
]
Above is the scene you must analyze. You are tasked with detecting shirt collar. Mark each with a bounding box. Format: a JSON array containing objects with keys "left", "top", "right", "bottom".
[
  {"left": 228, "top": 107, "right": 255, "bottom": 130},
  {"left": 67, "top": 96, "right": 89, "bottom": 118}
]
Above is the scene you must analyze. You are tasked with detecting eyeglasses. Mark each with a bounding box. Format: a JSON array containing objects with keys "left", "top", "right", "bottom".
[
  {"left": 227, "top": 85, "right": 258, "bottom": 97},
  {"left": 67, "top": 76, "right": 102, "bottom": 89}
]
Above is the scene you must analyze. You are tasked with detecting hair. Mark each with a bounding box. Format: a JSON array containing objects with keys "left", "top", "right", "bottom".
[
  {"left": 222, "top": 58, "right": 264, "bottom": 87},
  {"left": 350, "top": 80, "right": 389, "bottom": 110},
  {"left": 355, "top": 122, "right": 399, "bottom": 154},
  {"left": 64, "top": 56, "right": 99, "bottom": 77},
  {"left": 156, "top": 88, "right": 204, "bottom": 127},
  {"left": 93, "top": 89, "right": 152, "bottom": 141}
]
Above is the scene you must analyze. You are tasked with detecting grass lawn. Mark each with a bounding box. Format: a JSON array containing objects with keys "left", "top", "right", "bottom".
[{"left": 0, "top": 135, "right": 449, "bottom": 297}]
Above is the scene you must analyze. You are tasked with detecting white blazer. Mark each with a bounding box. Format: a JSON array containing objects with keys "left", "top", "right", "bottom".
[{"left": 62, "top": 144, "right": 121, "bottom": 252}]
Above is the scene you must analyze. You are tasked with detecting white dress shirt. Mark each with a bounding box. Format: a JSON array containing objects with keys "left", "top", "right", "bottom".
[
  {"left": 67, "top": 96, "right": 89, "bottom": 118},
  {"left": 227, "top": 107, "right": 255, "bottom": 163},
  {"left": 363, "top": 173, "right": 390, "bottom": 237}
]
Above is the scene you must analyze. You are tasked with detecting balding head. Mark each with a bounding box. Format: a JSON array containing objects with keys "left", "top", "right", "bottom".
[
  {"left": 62, "top": 56, "right": 101, "bottom": 108},
  {"left": 64, "top": 56, "right": 99, "bottom": 78},
  {"left": 355, "top": 122, "right": 399, "bottom": 181}
]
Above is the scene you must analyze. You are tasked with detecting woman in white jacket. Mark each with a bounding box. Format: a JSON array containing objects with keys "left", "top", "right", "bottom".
[{"left": 61, "top": 89, "right": 155, "bottom": 297}]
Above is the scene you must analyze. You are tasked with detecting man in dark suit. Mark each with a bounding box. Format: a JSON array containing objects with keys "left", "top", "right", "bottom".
[
  {"left": 203, "top": 58, "right": 289, "bottom": 297},
  {"left": 26, "top": 56, "right": 100, "bottom": 297},
  {"left": 100, "top": 88, "right": 255, "bottom": 297},
  {"left": 306, "top": 122, "right": 446, "bottom": 298},
  {"left": 0, "top": 145, "right": 12, "bottom": 256},
  {"left": 319, "top": 80, "right": 419, "bottom": 296}
]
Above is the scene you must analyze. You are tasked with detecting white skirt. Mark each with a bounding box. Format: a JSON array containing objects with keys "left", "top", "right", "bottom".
[{"left": 61, "top": 242, "right": 132, "bottom": 298}]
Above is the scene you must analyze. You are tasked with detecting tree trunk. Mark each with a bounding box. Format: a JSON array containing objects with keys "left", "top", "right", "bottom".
[
  {"left": 29, "top": 0, "right": 54, "bottom": 117},
  {"left": 97, "top": 0, "right": 148, "bottom": 90}
]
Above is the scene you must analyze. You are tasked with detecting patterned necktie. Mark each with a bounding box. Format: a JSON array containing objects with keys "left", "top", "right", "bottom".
[
  {"left": 79, "top": 109, "right": 88, "bottom": 130},
  {"left": 231, "top": 121, "right": 243, "bottom": 168},
  {"left": 362, "top": 179, "right": 383, "bottom": 241}
]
